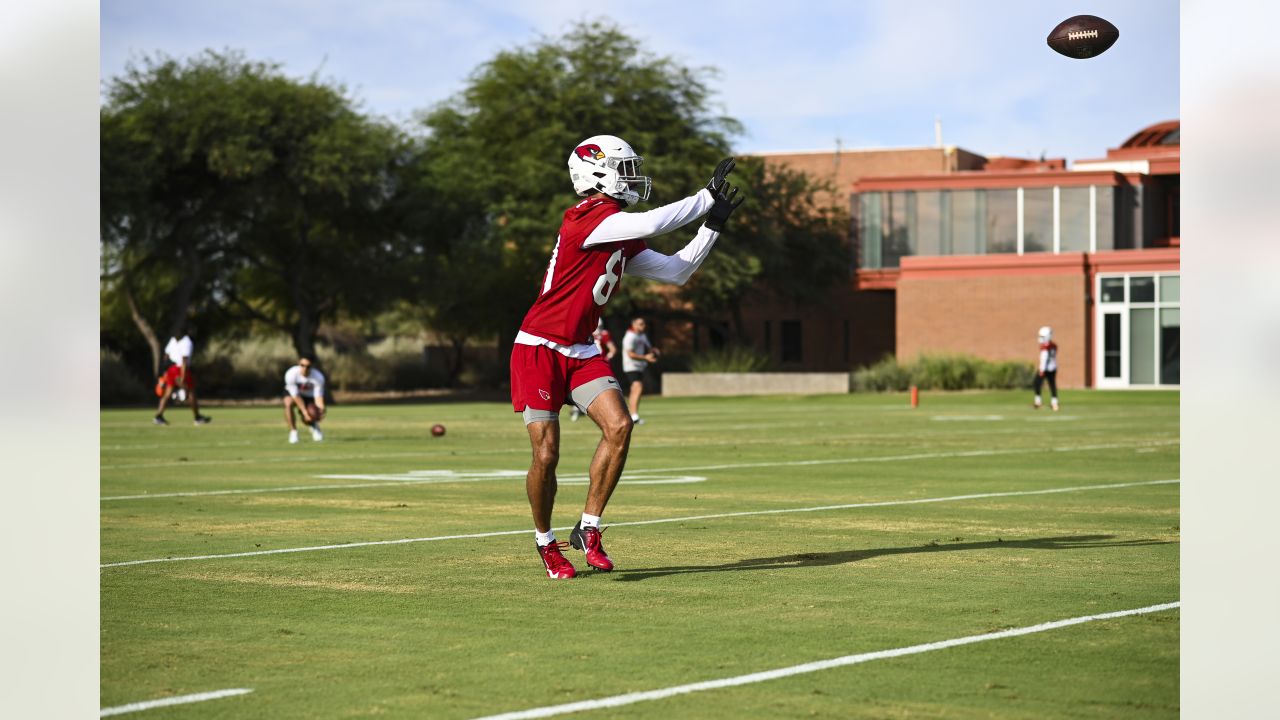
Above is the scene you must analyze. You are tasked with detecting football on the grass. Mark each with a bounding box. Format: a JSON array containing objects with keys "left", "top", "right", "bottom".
[
  {"left": 1047, "top": 15, "right": 1119, "bottom": 59},
  {"left": 431, "top": 424, "right": 446, "bottom": 437}
]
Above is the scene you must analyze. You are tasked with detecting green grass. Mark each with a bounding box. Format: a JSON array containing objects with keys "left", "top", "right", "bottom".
[{"left": 101, "top": 390, "right": 1179, "bottom": 718}]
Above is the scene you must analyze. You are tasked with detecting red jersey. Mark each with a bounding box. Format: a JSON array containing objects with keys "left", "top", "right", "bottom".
[{"left": 519, "top": 197, "right": 648, "bottom": 345}]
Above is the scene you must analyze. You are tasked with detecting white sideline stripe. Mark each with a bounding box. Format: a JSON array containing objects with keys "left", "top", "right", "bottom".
[
  {"left": 99, "top": 437, "right": 1177, "bottom": 471},
  {"left": 100, "top": 439, "right": 1178, "bottom": 502},
  {"left": 469, "top": 602, "right": 1180, "bottom": 720},
  {"left": 99, "top": 478, "right": 1178, "bottom": 568},
  {"left": 100, "top": 475, "right": 705, "bottom": 501},
  {"left": 100, "top": 688, "right": 253, "bottom": 716}
]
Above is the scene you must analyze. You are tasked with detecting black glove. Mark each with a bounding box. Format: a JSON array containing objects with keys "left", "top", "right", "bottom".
[
  {"left": 705, "top": 185, "right": 745, "bottom": 232},
  {"left": 706, "top": 157, "right": 735, "bottom": 194}
]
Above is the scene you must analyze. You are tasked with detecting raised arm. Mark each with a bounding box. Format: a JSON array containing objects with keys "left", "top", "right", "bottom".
[
  {"left": 624, "top": 227, "right": 720, "bottom": 286},
  {"left": 582, "top": 189, "right": 714, "bottom": 247},
  {"left": 623, "top": 158, "right": 746, "bottom": 285}
]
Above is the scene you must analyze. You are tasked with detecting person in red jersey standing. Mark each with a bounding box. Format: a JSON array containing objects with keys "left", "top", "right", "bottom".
[{"left": 511, "top": 134, "right": 744, "bottom": 579}]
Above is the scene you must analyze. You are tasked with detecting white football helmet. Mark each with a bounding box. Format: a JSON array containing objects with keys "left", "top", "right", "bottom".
[
  {"left": 1038, "top": 326, "right": 1053, "bottom": 343},
  {"left": 567, "top": 134, "right": 652, "bottom": 207}
]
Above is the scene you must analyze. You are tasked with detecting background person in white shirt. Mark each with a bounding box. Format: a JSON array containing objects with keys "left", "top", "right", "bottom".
[
  {"left": 284, "top": 358, "right": 327, "bottom": 443},
  {"left": 1034, "top": 325, "right": 1060, "bottom": 411},
  {"left": 622, "top": 317, "right": 660, "bottom": 425},
  {"left": 154, "top": 325, "right": 211, "bottom": 426}
]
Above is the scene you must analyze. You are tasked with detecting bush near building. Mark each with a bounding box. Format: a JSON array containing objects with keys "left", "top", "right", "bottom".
[{"left": 852, "top": 354, "right": 1036, "bottom": 392}]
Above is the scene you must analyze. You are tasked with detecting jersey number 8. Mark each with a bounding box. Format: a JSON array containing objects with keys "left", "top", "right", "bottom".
[{"left": 592, "top": 249, "right": 624, "bottom": 306}]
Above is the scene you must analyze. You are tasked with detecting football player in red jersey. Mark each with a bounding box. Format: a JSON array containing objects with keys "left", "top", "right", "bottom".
[{"left": 512, "top": 134, "right": 744, "bottom": 578}]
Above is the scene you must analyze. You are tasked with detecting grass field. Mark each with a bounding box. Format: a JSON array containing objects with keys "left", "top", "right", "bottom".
[{"left": 101, "top": 390, "right": 1179, "bottom": 718}]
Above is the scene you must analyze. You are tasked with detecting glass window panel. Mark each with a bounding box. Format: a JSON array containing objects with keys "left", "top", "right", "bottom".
[
  {"left": 1130, "top": 276, "right": 1155, "bottom": 302},
  {"left": 950, "top": 190, "right": 979, "bottom": 256},
  {"left": 1160, "top": 308, "right": 1180, "bottom": 384},
  {"left": 985, "top": 189, "right": 1017, "bottom": 253},
  {"left": 1059, "top": 187, "right": 1090, "bottom": 252},
  {"left": 1160, "top": 275, "right": 1180, "bottom": 303},
  {"left": 1100, "top": 277, "right": 1125, "bottom": 303},
  {"left": 915, "top": 191, "right": 943, "bottom": 256},
  {"left": 1095, "top": 186, "right": 1115, "bottom": 251},
  {"left": 884, "top": 191, "right": 913, "bottom": 268},
  {"left": 1023, "top": 188, "right": 1053, "bottom": 253},
  {"left": 1104, "top": 313, "right": 1122, "bottom": 378},
  {"left": 859, "top": 192, "right": 882, "bottom": 269},
  {"left": 1130, "top": 308, "right": 1156, "bottom": 384}
]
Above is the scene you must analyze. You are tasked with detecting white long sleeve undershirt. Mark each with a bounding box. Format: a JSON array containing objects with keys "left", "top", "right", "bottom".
[
  {"left": 582, "top": 188, "right": 720, "bottom": 285},
  {"left": 582, "top": 188, "right": 714, "bottom": 248}
]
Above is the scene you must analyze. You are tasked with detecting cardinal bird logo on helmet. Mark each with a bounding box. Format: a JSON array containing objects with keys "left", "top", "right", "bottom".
[{"left": 575, "top": 144, "right": 605, "bottom": 161}]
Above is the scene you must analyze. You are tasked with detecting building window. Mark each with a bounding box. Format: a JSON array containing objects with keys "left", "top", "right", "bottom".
[
  {"left": 1100, "top": 277, "right": 1126, "bottom": 303},
  {"left": 1023, "top": 188, "right": 1053, "bottom": 253},
  {"left": 986, "top": 189, "right": 1018, "bottom": 253},
  {"left": 1095, "top": 186, "right": 1116, "bottom": 251},
  {"left": 1095, "top": 272, "right": 1179, "bottom": 387},
  {"left": 781, "top": 320, "right": 802, "bottom": 364},
  {"left": 948, "top": 190, "right": 979, "bottom": 256},
  {"left": 1059, "top": 187, "right": 1091, "bottom": 252},
  {"left": 856, "top": 183, "right": 1127, "bottom": 267},
  {"left": 859, "top": 192, "right": 883, "bottom": 269}
]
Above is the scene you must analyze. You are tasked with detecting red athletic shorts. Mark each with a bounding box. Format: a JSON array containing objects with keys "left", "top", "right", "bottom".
[
  {"left": 162, "top": 364, "right": 196, "bottom": 388},
  {"left": 510, "top": 343, "right": 615, "bottom": 413}
]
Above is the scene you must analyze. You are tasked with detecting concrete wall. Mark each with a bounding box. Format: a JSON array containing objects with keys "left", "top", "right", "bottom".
[
  {"left": 895, "top": 254, "right": 1088, "bottom": 388},
  {"left": 662, "top": 372, "right": 850, "bottom": 397}
]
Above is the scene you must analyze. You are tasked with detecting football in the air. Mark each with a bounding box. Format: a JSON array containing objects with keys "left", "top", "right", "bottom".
[
  {"left": 431, "top": 423, "right": 446, "bottom": 437},
  {"left": 1046, "top": 15, "right": 1119, "bottom": 59}
]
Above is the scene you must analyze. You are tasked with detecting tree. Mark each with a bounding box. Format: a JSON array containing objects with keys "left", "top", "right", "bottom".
[
  {"left": 412, "top": 21, "right": 740, "bottom": 357},
  {"left": 101, "top": 51, "right": 415, "bottom": 361},
  {"left": 412, "top": 21, "right": 848, "bottom": 352},
  {"left": 675, "top": 157, "right": 851, "bottom": 342}
]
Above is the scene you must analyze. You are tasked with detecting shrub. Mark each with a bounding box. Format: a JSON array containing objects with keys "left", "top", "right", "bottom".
[
  {"left": 851, "top": 353, "right": 1036, "bottom": 393},
  {"left": 101, "top": 349, "right": 148, "bottom": 405},
  {"left": 851, "top": 354, "right": 912, "bottom": 392},
  {"left": 688, "top": 345, "right": 775, "bottom": 373}
]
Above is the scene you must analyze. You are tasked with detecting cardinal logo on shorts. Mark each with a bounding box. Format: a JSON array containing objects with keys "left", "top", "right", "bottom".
[
  {"left": 538, "top": 389, "right": 551, "bottom": 400},
  {"left": 575, "top": 144, "right": 605, "bottom": 161}
]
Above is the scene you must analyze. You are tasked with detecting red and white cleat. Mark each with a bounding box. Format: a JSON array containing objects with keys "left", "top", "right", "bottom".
[
  {"left": 570, "top": 523, "right": 614, "bottom": 572},
  {"left": 537, "top": 541, "right": 577, "bottom": 579}
]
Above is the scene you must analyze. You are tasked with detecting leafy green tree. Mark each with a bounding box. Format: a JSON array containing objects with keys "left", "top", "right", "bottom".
[
  {"left": 412, "top": 21, "right": 740, "bottom": 352},
  {"left": 412, "top": 21, "right": 848, "bottom": 352},
  {"left": 101, "top": 51, "right": 414, "bottom": 362}
]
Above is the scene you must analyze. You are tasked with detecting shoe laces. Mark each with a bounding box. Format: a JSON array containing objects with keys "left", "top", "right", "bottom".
[
  {"left": 581, "top": 525, "right": 607, "bottom": 549},
  {"left": 541, "top": 540, "right": 572, "bottom": 563}
]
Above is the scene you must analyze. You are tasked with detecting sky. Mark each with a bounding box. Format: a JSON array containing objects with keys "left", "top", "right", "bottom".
[{"left": 101, "top": 0, "right": 1179, "bottom": 162}]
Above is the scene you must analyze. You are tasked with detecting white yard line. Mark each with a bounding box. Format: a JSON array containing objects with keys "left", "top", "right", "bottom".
[
  {"left": 100, "top": 435, "right": 1178, "bottom": 471},
  {"left": 100, "top": 478, "right": 1178, "bottom": 568},
  {"left": 100, "top": 688, "right": 253, "bottom": 716},
  {"left": 101, "top": 474, "right": 704, "bottom": 501},
  {"left": 468, "top": 602, "right": 1180, "bottom": 720},
  {"left": 100, "top": 439, "right": 1179, "bottom": 502}
]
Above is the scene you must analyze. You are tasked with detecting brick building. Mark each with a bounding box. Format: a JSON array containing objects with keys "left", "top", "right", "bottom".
[{"left": 677, "top": 121, "right": 1180, "bottom": 389}]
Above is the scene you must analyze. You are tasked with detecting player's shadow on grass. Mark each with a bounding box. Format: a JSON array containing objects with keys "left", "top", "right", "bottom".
[{"left": 613, "top": 534, "right": 1173, "bottom": 582}]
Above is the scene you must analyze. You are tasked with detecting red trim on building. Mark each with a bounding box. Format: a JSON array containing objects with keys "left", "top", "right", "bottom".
[
  {"left": 854, "top": 170, "right": 1124, "bottom": 192},
  {"left": 899, "top": 253, "right": 1087, "bottom": 279},
  {"left": 1149, "top": 157, "right": 1180, "bottom": 175},
  {"left": 854, "top": 268, "right": 900, "bottom": 290}
]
